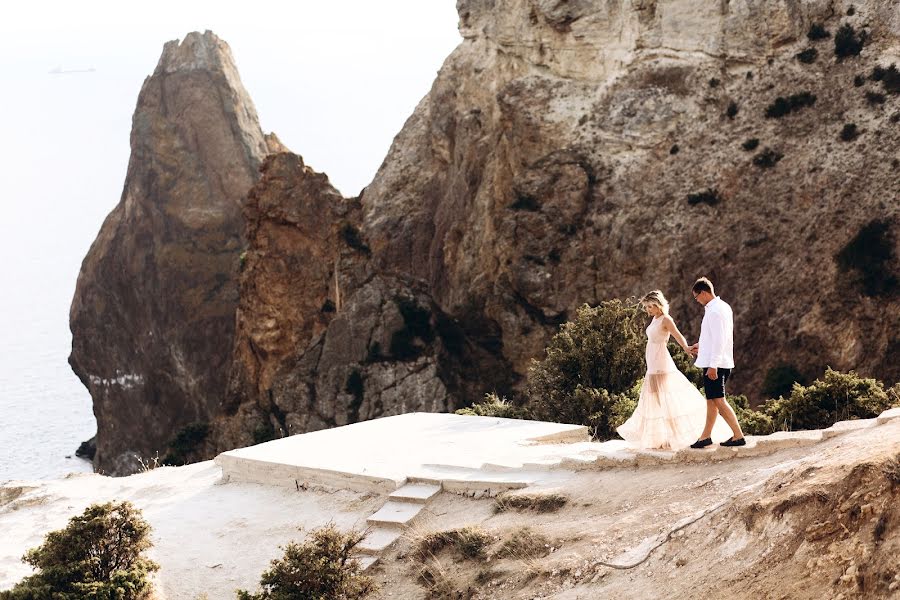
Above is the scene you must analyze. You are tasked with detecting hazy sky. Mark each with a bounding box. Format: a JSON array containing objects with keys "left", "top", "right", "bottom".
[{"left": 0, "top": 1, "right": 461, "bottom": 478}]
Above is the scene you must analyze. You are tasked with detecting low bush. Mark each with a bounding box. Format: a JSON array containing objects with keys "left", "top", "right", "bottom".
[
  {"left": 495, "top": 528, "right": 551, "bottom": 560},
  {"left": 853, "top": 74, "right": 865, "bottom": 87},
  {"left": 883, "top": 453, "right": 900, "bottom": 486},
  {"left": 0, "top": 502, "right": 158, "bottom": 600},
  {"left": 807, "top": 23, "right": 830, "bottom": 41},
  {"left": 796, "top": 48, "right": 818, "bottom": 64},
  {"left": 760, "top": 368, "right": 895, "bottom": 431},
  {"left": 866, "top": 91, "right": 887, "bottom": 105},
  {"left": 840, "top": 123, "right": 860, "bottom": 141},
  {"left": 525, "top": 301, "right": 645, "bottom": 438},
  {"left": 340, "top": 223, "right": 371, "bottom": 256},
  {"left": 876, "top": 64, "right": 900, "bottom": 94},
  {"left": 163, "top": 422, "right": 210, "bottom": 466},
  {"left": 416, "top": 527, "right": 492, "bottom": 562},
  {"left": 753, "top": 148, "right": 784, "bottom": 168},
  {"left": 686, "top": 188, "right": 722, "bottom": 206},
  {"left": 727, "top": 395, "right": 776, "bottom": 436},
  {"left": 765, "top": 92, "right": 817, "bottom": 118},
  {"left": 455, "top": 393, "right": 529, "bottom": 420},
  {"left": 509, "top": 194, "right": 540, "bottom": 211},
  {"left": 741, "top": 138, "right": 760, "bottom": 151},
  {"left": 494, "top": 493, "right": 568, "bottom": 514},
  {"left": 763, "top": 365, "right": 806, "bottom": 399},
  {"left": 237, "top": 525, "right": 375, "bottom": 600},
  {"left": 726, "top": 101, "right": 739, "bottom": 119},
  {"left": 835, "top": 219, "right": 899, "bottom": 297},
  {"left": 834, "top": 24, "right": 865, "bottom": 59}
]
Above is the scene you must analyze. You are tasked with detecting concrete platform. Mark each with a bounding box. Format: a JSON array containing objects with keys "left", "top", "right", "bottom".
[{"left": 215, "top": 413, "right": 589, "bottom": 493}]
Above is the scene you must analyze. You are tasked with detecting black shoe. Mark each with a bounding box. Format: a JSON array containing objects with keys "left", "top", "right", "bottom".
[
  {"left": 690, "top": 438, "right": 712, "bottom": 449},
  {"left": 720, "top": 437, "right": 747, "bottom": 447}
]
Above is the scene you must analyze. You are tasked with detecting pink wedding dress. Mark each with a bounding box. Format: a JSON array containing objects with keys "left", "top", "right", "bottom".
[{"left": 617, "top": 316, "right": 731, "bottom": 450}]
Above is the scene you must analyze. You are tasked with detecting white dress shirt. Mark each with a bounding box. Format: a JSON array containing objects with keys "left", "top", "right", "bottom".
[{"left": 695, "top": 297, "right": 735, "bottom": 369}]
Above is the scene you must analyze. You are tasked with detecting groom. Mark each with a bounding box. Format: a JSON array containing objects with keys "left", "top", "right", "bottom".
[{"left": 688, "top": 277, "right": 746, "bottom": 448}]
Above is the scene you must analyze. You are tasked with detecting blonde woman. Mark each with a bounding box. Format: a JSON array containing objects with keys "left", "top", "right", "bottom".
[{"left": 617, "top": 290, "right": 731, "bottom": 450}]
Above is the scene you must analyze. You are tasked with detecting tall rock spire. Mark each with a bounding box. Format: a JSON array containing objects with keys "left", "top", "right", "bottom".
[{"left": 69, "top": 31, "right": 282, "bottom": 475}]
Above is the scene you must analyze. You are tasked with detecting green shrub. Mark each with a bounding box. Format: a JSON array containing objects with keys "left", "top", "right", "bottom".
[
  {"left": 0, "top": 502, "right": 158, "bottom": 600},
  {"left": 509, "top": 194, "right": 540, "bottom": 211},
  {"left": 877, "top": 64, "right": 900, "bottom": 94},
  {"left": 741, "top": 138, "right": 760, "bottom": 151},
  {"left": 340, "top": 223, "right": 371, "bottom": 256},
  {"left": 888, "top": 382, "right": 900, "bottom": 407},
  {"left": 807, "top": 23, "right": 830, "bottom": 41},
  {"left": 726, "top": 101, "right": 739, "bottom": 119},
  {"left": 834, "top": 24, "right": 865, "bottom": 59},
  {"left": 752, "top": 148, "right": 784, "bottom": 168},
  {"left": 455, "top": 393, "right": 530, "bottom": 419},
  {"left": 835, "top": 219, "right": 898, "bottom": 297},
  {"left": 389, "top": 297, "right": 434, "bottom": 360},
  {"left": 763, "top": 365, "right": 806, "bottom": 399},
  {"left": 765, "top": 92, "right": 816, "bottom": 118},
  {"left": 796, "top": 48, "right": 818, "bottom": 64},
  {"left": 865, "top": 91, "right": 887, "bottom": 105},
  {"left": 727, "top": 395, "right": 776, "bottom": 435},
  {"left": 762, "top": 368, "right": 894, "bottom": 431},
  {"left": 605, "top": 379, "right": 642, "bottom": 432},
  {"left": 163, "top": 422, "right": 210, "bottom": 466},
  {"left": 686, "top": 188, "right": 722, "bottom": 206},
  {"left": 525, "top": 301, "right": 645, "bottom": 438},
  {"left": 840, "top": 123, "right": 860, "bottom": 141},
  {"left": 237, "top": 525, "right": 375, "bottom": 600}
]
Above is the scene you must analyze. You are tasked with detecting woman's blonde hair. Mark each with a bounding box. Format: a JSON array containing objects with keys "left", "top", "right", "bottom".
[{"left": 640, "top": 290, "right": 669, "bottom": 315}]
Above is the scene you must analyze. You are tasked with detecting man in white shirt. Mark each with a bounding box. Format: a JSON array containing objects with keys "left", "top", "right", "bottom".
[{"left": 688, "top": 277, "right": 746, "bottom": 448}]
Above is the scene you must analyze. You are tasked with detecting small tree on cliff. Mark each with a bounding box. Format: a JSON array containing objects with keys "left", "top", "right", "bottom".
[
  {"left": 237, "top": 524, "right": 376, "bottom": 600},
  {"left": 526, "top": 301, "right": 645, "bottom": 438},
  {"left": 0, "top": 501, "right": 158, "bottom": 600}
]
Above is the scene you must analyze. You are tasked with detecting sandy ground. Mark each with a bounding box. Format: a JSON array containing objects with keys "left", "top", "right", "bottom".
[
  {"left": 0, "top": 463, "right": 383, "bottom": 599},
  {"left": 2, "top": 417, "right": 898, "bottom": 599}
]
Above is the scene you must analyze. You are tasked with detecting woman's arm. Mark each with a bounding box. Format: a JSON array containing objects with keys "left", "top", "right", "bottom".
[{"left": 662, "top": 315, "right": 692, "bottom": 354}]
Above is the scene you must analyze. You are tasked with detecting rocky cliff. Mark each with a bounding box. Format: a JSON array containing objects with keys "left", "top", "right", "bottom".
[
  {"left": 74, "top": 1, "right": 900, "bottom": 469},
  {"left": 69, "top": 31, "right": 282, "bottom": 474},
  {"left": 221, "top": 0, "right": 898, "bottom": 447}
]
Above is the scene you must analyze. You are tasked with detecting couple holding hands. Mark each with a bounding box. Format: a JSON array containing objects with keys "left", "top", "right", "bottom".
[{"left": 617, "top": 277, "right": 747, "bottom": 450}]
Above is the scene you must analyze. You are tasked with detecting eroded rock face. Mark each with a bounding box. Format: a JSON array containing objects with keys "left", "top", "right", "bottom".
[
  {"left": 76, "top": 2, "right": 900, "bottom": 470},
  {"left": 360, "top": 0, "right": 900, "bottom": 398},
  {"left": 216, "top": 155, "right": 511, "bottom": 450},
  {"left": 69, "top": 31, "right": 280, "bottom": 474}
]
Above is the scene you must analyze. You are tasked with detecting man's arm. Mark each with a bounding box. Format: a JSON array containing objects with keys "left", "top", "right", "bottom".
[{"left": 706, "top": 310, "right": 727, "bottom": 378}]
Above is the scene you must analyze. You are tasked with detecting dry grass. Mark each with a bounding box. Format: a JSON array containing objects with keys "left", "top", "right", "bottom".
[
  {"left": 495, "top": 527, "right": 552, "bottom": 560},
  {"left": 494, "top": 492, "right": 568, "bottom": 514},
  {"left": 882, "top": 453, "right": 900, "bottom": 485},
  {"left": 414, "top": 526, "right": 492, "bottom": 562}
]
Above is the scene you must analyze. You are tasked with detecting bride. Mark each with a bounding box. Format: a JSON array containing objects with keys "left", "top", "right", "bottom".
[{"left": 617, "top": 290, "right": 731, "bottom": 450}]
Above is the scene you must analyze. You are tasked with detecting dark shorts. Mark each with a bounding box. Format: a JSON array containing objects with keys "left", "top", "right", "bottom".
[{"left": 702, "top": 367, "right": 731, "bottom": 400}]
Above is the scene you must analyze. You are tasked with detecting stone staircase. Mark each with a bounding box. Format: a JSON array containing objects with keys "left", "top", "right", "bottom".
[{"left": 354, "top": 480, "right": 443, "bottom": 570}]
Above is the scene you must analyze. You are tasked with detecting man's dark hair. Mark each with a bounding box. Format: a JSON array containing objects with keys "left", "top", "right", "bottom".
[{"left": 692, "top": 277, "right": 715, "bottom": 295}]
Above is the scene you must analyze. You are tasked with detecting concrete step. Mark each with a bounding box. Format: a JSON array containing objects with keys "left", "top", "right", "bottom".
[
  {"left": 388, "top": 483, "right": 442, "bottom": 504},
  {"left": 366, "top": 501, "right": 426, "bottom": 528},
  {"left": 357, "top": 527, "right": 403, "bottom": 555},
  {"left": 356, "top": 555, "right": 379, "bottom": 571}
]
